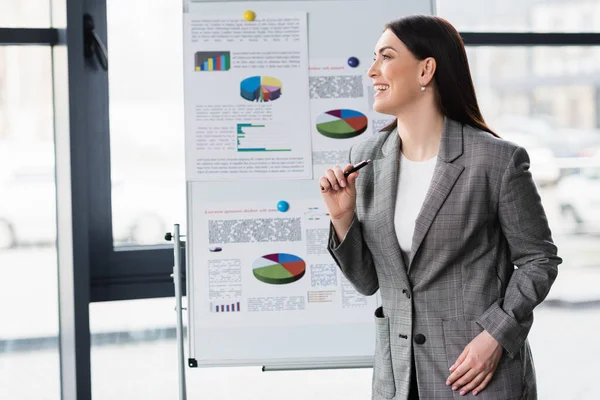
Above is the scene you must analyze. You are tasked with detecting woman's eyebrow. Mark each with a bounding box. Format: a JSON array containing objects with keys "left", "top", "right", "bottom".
[{"left": 374, "top": 46, "right": 398, "bottom": 55}]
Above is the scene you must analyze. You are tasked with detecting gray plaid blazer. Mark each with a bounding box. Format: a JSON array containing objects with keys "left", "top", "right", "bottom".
[{"left": 328, "top": 117, "right": 561, "bottom": 399}]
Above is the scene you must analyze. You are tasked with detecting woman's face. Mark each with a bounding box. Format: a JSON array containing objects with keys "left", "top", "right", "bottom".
[{"left": 367, "top": 29, "right": 423, "bottom": 116}]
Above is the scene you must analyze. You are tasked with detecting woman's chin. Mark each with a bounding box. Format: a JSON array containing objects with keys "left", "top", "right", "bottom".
[{"left": 373, "top": 101, "right": 394, "bottom": 116}]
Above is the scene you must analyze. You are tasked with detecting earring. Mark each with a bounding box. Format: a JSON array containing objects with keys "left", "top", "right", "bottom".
[{"left": 421, "top": 86, "right": 425, "bottom": 92}]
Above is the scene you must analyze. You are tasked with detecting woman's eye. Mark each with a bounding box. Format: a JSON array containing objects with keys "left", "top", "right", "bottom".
[{"left": 382, "top": 54, "right": 391, "bottom": 60}]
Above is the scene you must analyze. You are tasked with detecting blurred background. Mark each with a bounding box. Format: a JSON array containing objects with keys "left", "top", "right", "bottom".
[{"left": 0, "top": 0, "right": 599, "bottom": 399}]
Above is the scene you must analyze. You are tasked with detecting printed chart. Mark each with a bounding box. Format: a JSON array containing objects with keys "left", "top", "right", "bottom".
[
  {"left": 316, "top": 109, "right": 368, "bottom": 139},
  {"left": 240, "top": 76, "right": 283, "bottom": 102},
  {"left": 252, "top": 253, "right": 306, "bottom": 284},
  {"left": 236, "top": 123, "right": 291, "bottom": 152},
  {"left": 195, "top": 51, "right": 231, "bottom": 71},
  {"left": 211, "top": 301, "right": 241, "bottom": 313}
]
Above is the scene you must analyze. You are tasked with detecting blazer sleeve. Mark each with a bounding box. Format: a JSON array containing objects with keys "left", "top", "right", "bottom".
[
  {"left": 477, "top": 146, "right": 562, "bottom": 358},
  {"left": 327, "top": 214, "right": 379, "bottom": 296}
]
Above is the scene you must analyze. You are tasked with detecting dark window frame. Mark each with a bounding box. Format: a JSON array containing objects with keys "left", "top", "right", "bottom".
[{"left": 0, "top": 28, "right": 59, "bottom": 45}]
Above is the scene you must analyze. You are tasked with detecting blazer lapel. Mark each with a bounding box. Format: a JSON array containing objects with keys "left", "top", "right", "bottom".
[
  {"left": 373, "top": 129, "right": 409, "bottom": 275},
  {"left": 409, "top": 118, "right": 465, "bottom": 273}
]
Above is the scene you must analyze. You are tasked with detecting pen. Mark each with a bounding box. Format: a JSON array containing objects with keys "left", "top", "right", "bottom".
[
  {"left": 320, "top": 159, "right": 371, "bottom": 192},
  {"left": 344, "top": 159, "right": 371, "bottom": 177}
]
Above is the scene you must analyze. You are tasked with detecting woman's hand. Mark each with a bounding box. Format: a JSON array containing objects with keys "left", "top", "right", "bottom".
[
  {"left": 318, "top": 164, "right": 359, "bottom": 222},
  {"left": 446, "top": 330, "right": 503, "bottom": 396}
]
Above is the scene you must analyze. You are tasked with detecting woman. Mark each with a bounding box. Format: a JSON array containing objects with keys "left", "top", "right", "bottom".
[{"left": 320, "top": 15, "right": 561, "bottom": 400}]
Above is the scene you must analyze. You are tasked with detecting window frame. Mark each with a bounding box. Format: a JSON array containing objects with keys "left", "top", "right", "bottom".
[{"left": 0, "top": 28, "right": 59, "bottom": 45}]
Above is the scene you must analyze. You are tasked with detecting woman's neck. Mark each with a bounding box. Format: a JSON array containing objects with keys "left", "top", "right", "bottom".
[{"left": 396, "top": 105, "right": 445, "bottom": 162}]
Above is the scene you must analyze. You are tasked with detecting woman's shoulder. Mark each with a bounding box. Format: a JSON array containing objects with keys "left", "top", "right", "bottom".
[{"left": 463, "top": 123, "right": 521, "bottom": 162}]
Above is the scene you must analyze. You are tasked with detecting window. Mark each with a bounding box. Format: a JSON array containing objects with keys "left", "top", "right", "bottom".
[
  {"left": 437, "top": 0, "right": 600, "bottom": 32},
  {"left": 107, "top": 0, "right": 186, "bottom": 247},
  {"left": 0, "top": 1, "right": 51, "bottom": 28},
  {"left": 0, "top": 46, "right": 59, "bottom": 400},
  {"left": 468, "top": 45, "right": 600, "bottom": 399}
]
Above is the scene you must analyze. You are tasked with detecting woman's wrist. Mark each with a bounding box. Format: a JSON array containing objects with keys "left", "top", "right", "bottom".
[{"left": 331, "top": 213, "right": 354, "bottom": 242}]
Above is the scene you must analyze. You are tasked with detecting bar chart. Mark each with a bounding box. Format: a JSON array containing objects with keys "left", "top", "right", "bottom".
[
  {"left": 211, "top": 301, "right": 241, "bottom": 313},
  {"left": 236, "top": 123, "right": 291, "bottom": 152},
  {"left": 195, "top": 51, "right": 231, "bottom": 71}
]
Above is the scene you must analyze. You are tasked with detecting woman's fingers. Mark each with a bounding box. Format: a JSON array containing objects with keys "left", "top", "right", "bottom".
[
  {"left": 450, "top": 367, "right": 479, "bottom": 392},
  {"left": 325, "top": 167, "right": 341, "bottom": 191},
  {"left": 472, "top": 372, "right": 494, "bottom": 396},
  {"left": 333, "top": 165, "right": 347, "bottom": 188},
  {"left": 457, "top": 370, "right": 486, "bottom": 396},
  {"left": 319, "top": 176, "right": 332, "bottom": 192},
  {"left": 320, "top": 163, "right": 359, "bottom": 193}
]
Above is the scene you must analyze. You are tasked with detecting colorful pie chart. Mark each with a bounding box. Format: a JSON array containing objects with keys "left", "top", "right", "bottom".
[
  {"left": 240, "top": 76, "right": 282, "bottom": 102},
  {"left": 252, "top": 253, "right": 306, "bottom": 284},
  {"left": 316, "top": 109, "right": 368, "bottom": 139}
]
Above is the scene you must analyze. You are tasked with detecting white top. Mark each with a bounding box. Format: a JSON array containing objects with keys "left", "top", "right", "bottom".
[{"left": 394, "top": 151, "right": 437, "bottom": 266}]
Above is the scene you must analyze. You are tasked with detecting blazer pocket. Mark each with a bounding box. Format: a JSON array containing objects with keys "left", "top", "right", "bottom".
[
  {"left": 442, "top": 319, "right": 523, "bottom": 400},
  {"left": 373, "top": 307, "right": 396, "bottom": 399}
]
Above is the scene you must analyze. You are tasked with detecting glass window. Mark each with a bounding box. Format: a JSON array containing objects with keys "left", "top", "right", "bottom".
[
  {"left": 0, "top": 46, "right": 59, "bottom": 399},
  {"left": 0, "top": 1, "right": 51, "bottom": 28},
  {"left": 469, "top": 46, "right": 600, "bottom": 398},
  {"left": 437, "top": 0, "right": 600, "bottom": 32},
  {"left": 107, "top": 0, "right": 186, "bottom": 247},
  {"left": 469, "top": 46, "right": 600, "bottom": 234}
]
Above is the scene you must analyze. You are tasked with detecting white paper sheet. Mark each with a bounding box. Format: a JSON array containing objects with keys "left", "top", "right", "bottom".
[
  {"left": 192, "top": 199, "right": 378, "bottom": 329},
  {"left": 308, "top": 58, "right": 394, "bottom": 178},
  {"left": 183, "top": 13, "right": 312, "bottom": 181}
]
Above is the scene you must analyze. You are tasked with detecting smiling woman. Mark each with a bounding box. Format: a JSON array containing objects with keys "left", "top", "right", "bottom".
[
  {"left": 369, "top": 15, "right": 498, "bottom": 141},
  {"left": 320, "top": 15, "right": 562, "bottom": 400}
]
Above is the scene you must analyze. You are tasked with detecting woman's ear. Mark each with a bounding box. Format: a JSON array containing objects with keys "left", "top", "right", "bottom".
[{"left": 420, "top": 57, "right": 436, "bottom": 87}]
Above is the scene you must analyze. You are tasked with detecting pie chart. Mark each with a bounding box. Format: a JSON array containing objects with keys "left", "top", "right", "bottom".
[
  {"left": 316, "top": 109, "right": 368, "bottom": 139},
  {"left": 240, "top": 76, "right": 282, "bottom": 102},
  {"left": 252, "top": 253, "right": 306, "bottom": 285}
]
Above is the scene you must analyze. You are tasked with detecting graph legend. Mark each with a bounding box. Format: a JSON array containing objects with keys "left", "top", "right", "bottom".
[{"left": 195, "top": 51, "right": 231, "bottom": 71}]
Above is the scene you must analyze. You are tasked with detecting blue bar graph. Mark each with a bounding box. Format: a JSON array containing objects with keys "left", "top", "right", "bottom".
[{"left": 236, "top": 123, "right": 291, "bottom": 152}]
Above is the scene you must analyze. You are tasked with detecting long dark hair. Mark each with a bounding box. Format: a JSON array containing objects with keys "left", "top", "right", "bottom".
[{"left": 381, "top": 15, "right": 498, "bottom": 137}]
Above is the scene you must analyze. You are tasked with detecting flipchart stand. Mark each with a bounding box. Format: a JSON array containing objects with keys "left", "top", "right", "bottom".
[{"left": 165, "top": 224, "right": 187, "bottom": 400}]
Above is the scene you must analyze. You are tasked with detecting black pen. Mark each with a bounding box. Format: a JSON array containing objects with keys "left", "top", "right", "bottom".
[
  {"left": 320, "top": 159, "right": 371, "bottom": 192},
  {"left": 344, "top": 159, "right": 371, "bottom": 177}
]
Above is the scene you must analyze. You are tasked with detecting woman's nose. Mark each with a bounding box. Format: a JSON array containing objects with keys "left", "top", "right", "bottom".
[{"left": 367, "top": 60, "right": 379, "bottom": 78}]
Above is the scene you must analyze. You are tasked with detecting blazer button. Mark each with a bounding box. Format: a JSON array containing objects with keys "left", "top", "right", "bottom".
[{"left": 414, "top": 334, "right": 426, "bottom": 345}]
